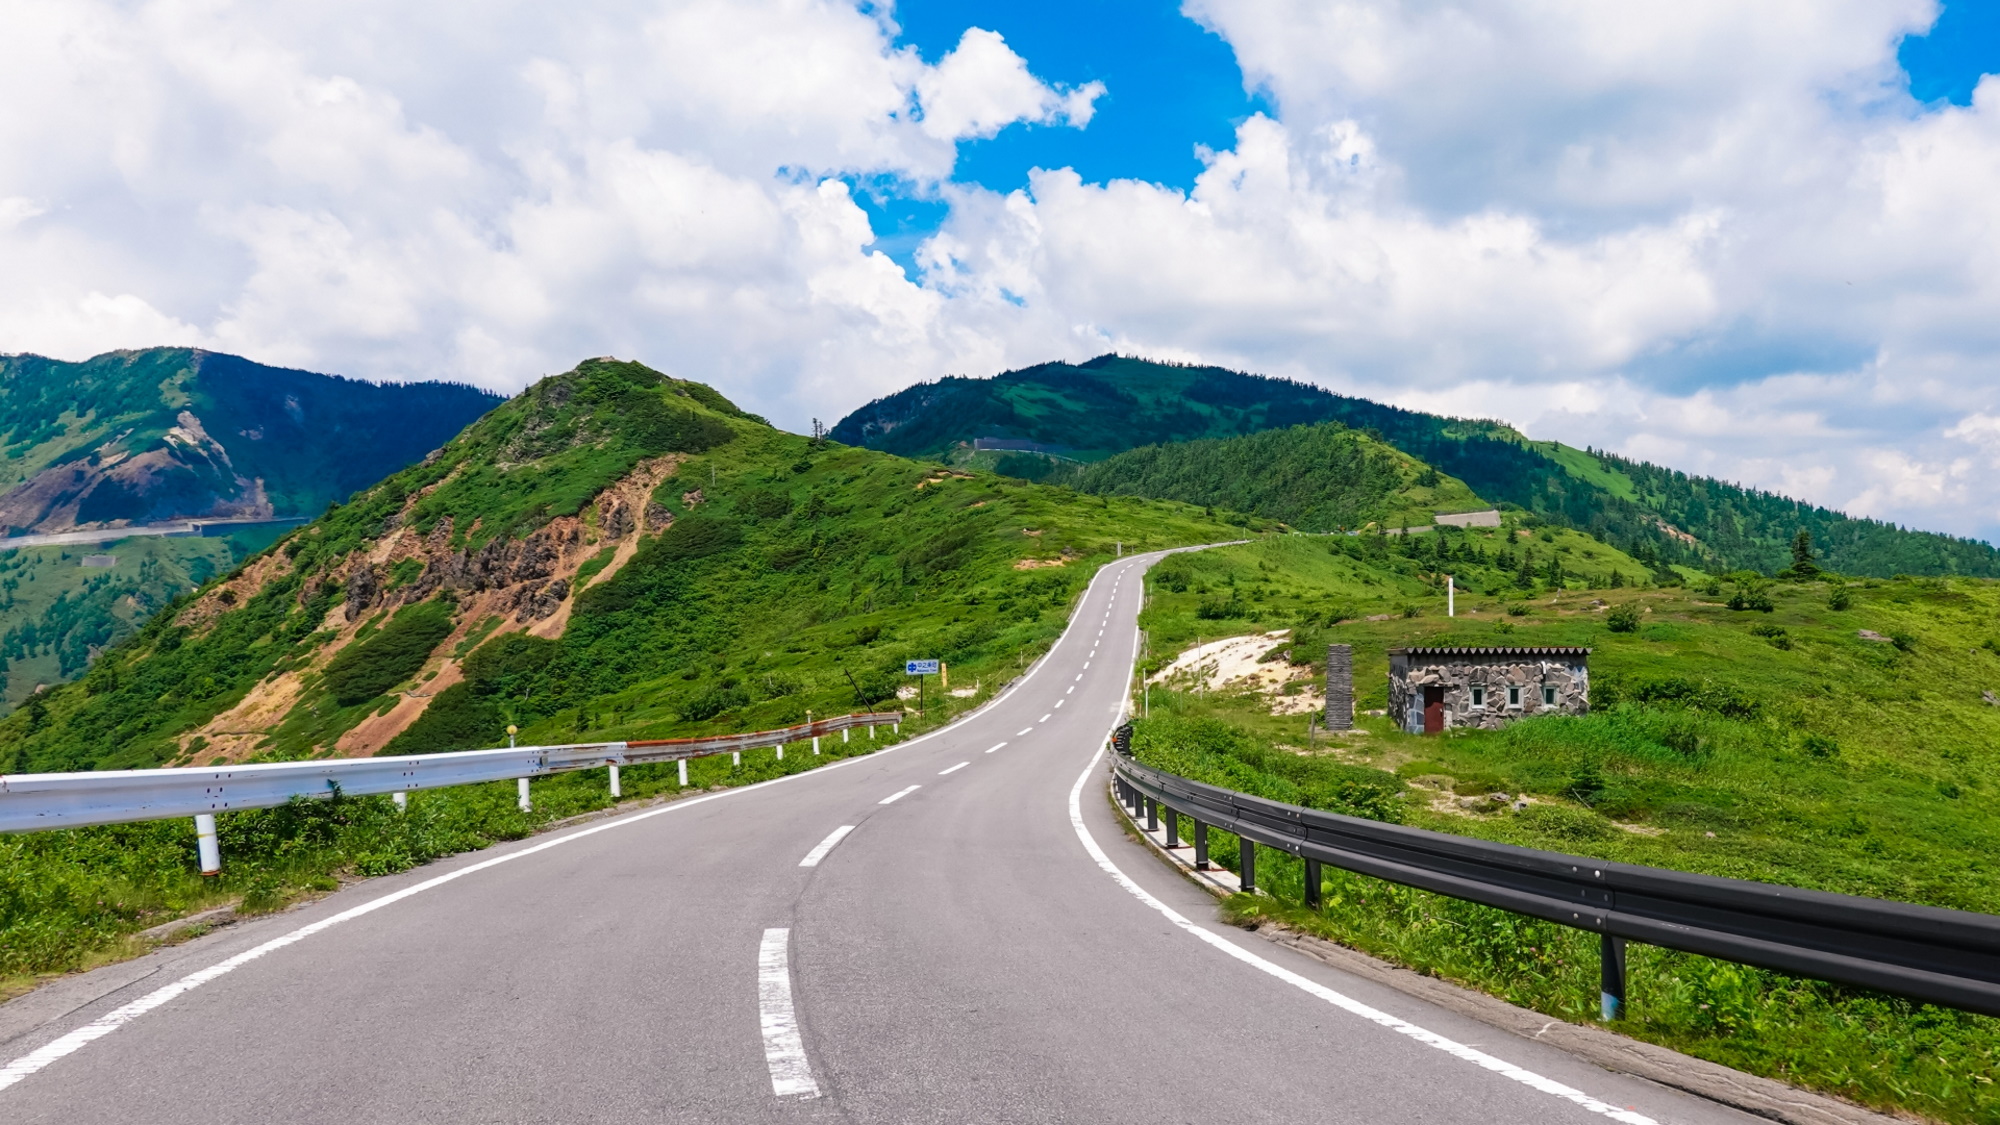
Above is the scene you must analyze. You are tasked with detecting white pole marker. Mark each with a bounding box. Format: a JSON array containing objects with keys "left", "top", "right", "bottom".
[
  {"left": 757, "top": 928, "right": 819, "bottom": 1098},
  {"left": 798, "top": 826, "right": 854, "bottom": 868},
  {"left": 878, "top": 785, "right": 921, "bottom": 805}
]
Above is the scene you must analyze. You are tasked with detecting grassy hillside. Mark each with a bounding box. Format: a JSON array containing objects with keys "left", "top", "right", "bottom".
[
  {"left": 1065, "top": 423, "right": 1486, "bottom": 533},
  {"left": 0, "top": 356, "right": 1251, "bottom": 991},
  {"left": 1127, "top": 538, "right": 1999, "bottom": 1122},
  {"left": 832, "top": 354, "right": 2000, "bottom": 578},
  {"left": 0, "top": 357, "right": 1249, "bottom": 776}
]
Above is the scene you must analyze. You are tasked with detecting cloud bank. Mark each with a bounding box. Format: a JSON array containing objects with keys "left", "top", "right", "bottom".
[{"left": 4, "top": 0, "right": 2000, "bottom": 539}]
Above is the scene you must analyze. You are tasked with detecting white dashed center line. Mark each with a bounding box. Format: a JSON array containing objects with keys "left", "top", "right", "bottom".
[
  {"left": 1083, "top": 661, "right": 1090, "bottom": 669},
  {"left": 938, "top": 762, "right": 969, "bottom": 776},
  {"left": 798, "top": 826, "right": 854, "bottom": 867},
  {"left": 1016, "top": 728, "right": 1033, "bottom": 736},
  {"left": 1040, "top": 713, "right": 1052, "bottom": 722},
  {"left": 879, "top": 785, "right": 921, "bottom": 805},
  {"left": 758, "top": 928, "right": 818, "bottom": 1098},
  {"left": 1067, "top": 685, "right": 1075, "bottom": 694},
  {"left": 1055, "top": 700, "right": 1066, "bottom": 708},
  {"left": 986, "top": 742, "right": 1007, "bottom": 753}
]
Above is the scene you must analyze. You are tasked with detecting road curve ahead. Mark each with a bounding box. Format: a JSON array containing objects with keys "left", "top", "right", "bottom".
[{"left": 2, "top": 553, "right": 1765, "bottom": 1124}]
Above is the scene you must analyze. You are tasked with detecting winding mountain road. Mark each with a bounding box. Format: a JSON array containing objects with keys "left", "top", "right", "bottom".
[{"left": 1, "top": 553, "right": 1760, "bottom": 1124}]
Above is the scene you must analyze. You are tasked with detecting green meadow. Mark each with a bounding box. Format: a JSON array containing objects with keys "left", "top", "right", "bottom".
[{"left": 1129, "top": 533, "right": 2000, "bottom": 1122}]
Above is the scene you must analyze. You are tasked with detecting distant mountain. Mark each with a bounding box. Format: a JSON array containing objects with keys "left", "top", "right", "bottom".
[
  {"left": 0, "top": 348, "right": 501, "bottom": 533},
  {"left": 0, "top": 357, "right": 1238, "bottom": 773},
  {"left": 0, "top": 348, "right": 501, "bottom": 709},
  {"left": 832, "top": 355, "right": 2000, "bottom": 578}
]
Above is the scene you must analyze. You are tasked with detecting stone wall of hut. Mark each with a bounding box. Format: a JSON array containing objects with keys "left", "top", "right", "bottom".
[{"left": 1389, "top": 652, "right": 1589, "bottom": 733}]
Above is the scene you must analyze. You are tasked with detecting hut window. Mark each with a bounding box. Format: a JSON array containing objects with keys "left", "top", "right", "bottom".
[
  {"left": 1507, "top": 685, "right": 1521, "bottom": 708},
  {"left": 1470, "top": 687, "right": 1485, "bottom": 709},
  {"left": 1542, "top": 685, "right": 1557, "bottom": 707}
]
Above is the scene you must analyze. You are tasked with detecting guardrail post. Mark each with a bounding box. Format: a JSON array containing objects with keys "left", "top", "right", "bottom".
[
  {"left": 609, "top": 765, "right": 621, "bottom": 799},
  {"left": 1163, "top": 806, "right": 1179, "bottom": 847},
  {"left": 194, "top": 814, "right": 221, "bottom": 875},
  {"left": 1304, "top": 858, "right": 1322, "bottom": 908},
  {"left": 1144, "top": 796, "right": 1158, "bottom": 832},
  {"left": 517, "top": 777, "right": 531, "bottom": 812},
  {"left": 1600, "top": 935, "right": 1627, "bottom": 1021},
  {"left": 1238, "top": 838, "right": 1256, "bottom": 893},
  {"left": 1193, "top": 820, "right": 1210, "bottom": 869},
  {"left": 392, "top": 791, "right": 407, "bottom": 812},
  {"left": 678, "top": 759, "right": 688, "bottom": 787}
]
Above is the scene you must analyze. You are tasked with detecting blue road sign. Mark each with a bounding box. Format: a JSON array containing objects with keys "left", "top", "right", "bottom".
[{"left": 905, "top": 659, "right": 940, "bottom": 675}]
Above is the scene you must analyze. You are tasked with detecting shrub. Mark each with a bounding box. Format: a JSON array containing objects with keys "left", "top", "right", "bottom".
[
  {"left": 320, "top": 600, "right": 455, "bottom": 707},
  {"left": 681, "top": 684, "right": 749, "bottom": 721},
  {"left": 1606, "top": 604, "right": 1640, "bottom": 632},
  {"left": 1827, "top": 586, "right": 1852, "bottom": 611},
  {"left": 1516, "top": 803, "right": 1614, "bottom": 843}
]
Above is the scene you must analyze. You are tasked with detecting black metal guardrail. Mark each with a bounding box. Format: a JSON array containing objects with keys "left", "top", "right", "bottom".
[{"left": 1109, "top": 737, "right": 2000, "bottom": 1020}]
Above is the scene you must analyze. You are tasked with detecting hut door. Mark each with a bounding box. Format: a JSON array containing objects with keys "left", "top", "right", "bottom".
[{"left": 1423, "top": 686, "right": 1446, "bottom": 733}]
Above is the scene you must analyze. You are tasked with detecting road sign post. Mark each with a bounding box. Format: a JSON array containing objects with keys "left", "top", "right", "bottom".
[{"left": 905, "top": 659, "right": 939, "bottom": 719}]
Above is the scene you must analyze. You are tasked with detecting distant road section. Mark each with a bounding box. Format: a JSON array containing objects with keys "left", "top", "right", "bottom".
[{"left": 0, "top": 517, "right": 307, "bottom": 553}]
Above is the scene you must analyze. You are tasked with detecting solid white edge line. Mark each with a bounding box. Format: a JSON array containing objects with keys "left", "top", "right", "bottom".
[
  {"left": 939, "top": 762, "right": 969, "bottom": 775},
  {"left": 1068, "top": 646, "right": 1658, "bottom": 1125},
  {"left": 0, "top": 545, "right": 1189, "bottom": 1095},
  {"left": 879, "top": 784, "right": 921, "bottom": 804},
  {"left": 758, "top": 928, "right": 819, "bottom": 1098},
  {"left": 798, "top": 825, "right": 855, "bottom": 868},
  {"left": 986, "top": 742, "right": 1008, "bottom": 753}
]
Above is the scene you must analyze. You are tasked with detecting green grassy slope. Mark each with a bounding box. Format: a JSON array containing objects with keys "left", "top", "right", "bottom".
[
  {"left": 0, "top": 358, "right": 1248, "bottom": 775},
  {"left": 1065, "top": 422, "right": 1485, "bottom": 532},
  {"left": 1128, "top": 540, "right": 1999, "bottom": 1122},
  {"left": 831, "top": 354, "right": 2000, "bottom": 578}
]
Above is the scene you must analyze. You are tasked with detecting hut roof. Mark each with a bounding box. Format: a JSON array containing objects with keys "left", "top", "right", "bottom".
[{"left": 1391, "top": 647, "right": 1591, "bottom": 657}]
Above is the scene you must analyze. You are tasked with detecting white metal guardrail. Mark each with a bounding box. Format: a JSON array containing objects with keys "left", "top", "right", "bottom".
[{"left": 0, "top": 711, "right": 903, "bottom": 870}]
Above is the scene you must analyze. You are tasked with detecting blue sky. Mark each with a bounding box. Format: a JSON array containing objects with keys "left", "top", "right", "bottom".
[
  {"left": 852, "top": 0, "right": 2000, "bottom": 274},
  {"left": 855, "top": 0, "right": 1272, "bottom": 270}
]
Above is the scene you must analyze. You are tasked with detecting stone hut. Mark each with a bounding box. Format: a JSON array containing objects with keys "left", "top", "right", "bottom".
[{"left": 1388, "top": 647, "right": 1590, "bottom": 734}]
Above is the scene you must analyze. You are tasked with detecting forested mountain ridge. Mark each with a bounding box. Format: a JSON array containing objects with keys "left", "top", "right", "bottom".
[
  {"left": 1067, "top": 423, "right": 1485, "bottom": 533},
  {"left": 0, "top": 358, "right": 1241, "bottom": 774},
  {"left": 833, "top": 356, "right": 2000, "bottom": 578},
  {"left": 0, "top": 348, "right": 500, "bottom": 532},
  {"left": 0, "top": 349, "right": 502, "bottom": 709}
]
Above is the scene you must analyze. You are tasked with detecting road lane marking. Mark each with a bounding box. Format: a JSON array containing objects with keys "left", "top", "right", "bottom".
[
  {"left": 1017, "top": 728, "right": 1033, "bottom": 736},
  {"left": 879, "top": 785, "right": 921, "bottom": 804},
  {"left": 1075, "top": 673, "right": 1084, "bottom": 681},
  {"left": 1055, "top": 700, "right": 1065, "bottom": 708},
  {"left": 939, "top": 762, "right": 969, "bottom": 775},
  {"left": 986, "top": 742, "right": 1007, "bottom": 753},
  {"left": 1067, "top": 685, "right": 1075, "bottom": 693},
  {"left": 758, "top": 928, "right": 819, "bottom": 1098},
  {"left": 1067, "top": 747, "right": 1658, "bottom": 1125},
  {"left": 1083, "top": 661, "right": 1090, "bottom": 669},
  {"left": 799, "top": 826, "right": 855, "bottom": 867},
  {"left": 0, "top": 542, "right": 1168, "bottom": 1096},
  {"left": 1040, "top": 713, "right": 1052, "bottom": 722}
]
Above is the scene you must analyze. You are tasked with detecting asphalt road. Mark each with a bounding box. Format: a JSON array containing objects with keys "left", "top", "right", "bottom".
[{"left": 0, "top": 552, "right": 1763, "bottom": 1124}]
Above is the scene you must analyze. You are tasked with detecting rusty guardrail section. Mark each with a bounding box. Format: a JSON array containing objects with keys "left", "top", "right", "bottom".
[{"left": 0, "top": 710, "right": 905, "bottom": 835}]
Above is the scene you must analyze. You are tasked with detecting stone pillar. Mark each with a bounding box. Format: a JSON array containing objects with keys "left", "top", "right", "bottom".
[{"left": 1324, "top": 644, "right": 1353, "bottom": 730}]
